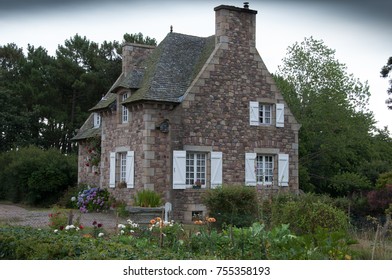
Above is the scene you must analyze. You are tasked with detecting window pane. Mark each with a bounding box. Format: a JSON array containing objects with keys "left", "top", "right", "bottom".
[
  {"left": 122, "top": 93, "right": 128, "bottom": 123},
  {"left": 186, "top": 152, "right": 206, "bottom": 185},
  {"left": 256, "top": 155, "right": 274, "bottom": 184},
  {"left": 120, "top": 153, "right": 127, "bottom": 182},
  {"left": 259, "top": 104, "right": 272, "bottom": 124}
]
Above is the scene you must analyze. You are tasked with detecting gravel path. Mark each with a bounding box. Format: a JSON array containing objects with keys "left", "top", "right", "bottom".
[{"left": 0, "top": 203, "right": 128, "bottom": 230}]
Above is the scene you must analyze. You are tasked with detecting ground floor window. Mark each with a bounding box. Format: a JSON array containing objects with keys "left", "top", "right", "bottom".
[
  {"left": 109, "top": 150, "right": 134, "bottom": 188},
  {"left": 186, "top": 152, "right": 207, "bottom": 186},
  {"left": 173, "top": 150, "right": 222, "bottom": 189},
  {"left": 256, "top": 155, "right": 274, "bottom": 185},
  {"left": 119, "top": 152, "right": 127, "bottom": 183},
  {"left": 245, "top": 152, "right": 289, "bottom": 187}
]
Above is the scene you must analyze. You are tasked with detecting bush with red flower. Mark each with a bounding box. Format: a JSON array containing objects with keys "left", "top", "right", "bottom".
[{"left": 83, "top": 136, "right": 101, "bottom": 168}]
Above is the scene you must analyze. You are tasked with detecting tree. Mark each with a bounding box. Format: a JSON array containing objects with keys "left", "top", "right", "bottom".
[
  {"left": 275, "top": 37, "right": 376, "bottom": 195},
  {"left": 123, "top": 32, "right": 157, "bottom": 46},
  {"left": 54, "top": 34, "right": 123, "bottom": 153},
  {"left": 380, "top": 56, "right": 392, "bottom": 109},
  {"left": 0, "top": 32, "right": 155, "bottom": 153}
]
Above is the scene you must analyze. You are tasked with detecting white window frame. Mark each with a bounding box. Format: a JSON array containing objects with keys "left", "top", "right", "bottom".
[
  {"left": 119, "top": 152, "right": 127, "bottom": 183},
  {"left": 245, "top": 152, "right": 289, "bottom": 187},
  {"left": 259, "top": 104, "right": 272, "bottom": 125},
  {"left": 249, "top": 101, "right": 285, "bottom": 127},
  {"left": 173, "top": 150, "right": 223, "bottom": 189},
  {"left": 93, "top": 113, "right": 101, "bottom": 128},
  {"left": 109, "top": 150, "right": 134, "bottom": 188},
  {"left": 122, "top": 93, "right": 129, "bottom": 123},
  {"left": 186, "top": 152, "right": 207, "bottom": 186},
  {"left": 256, "top": 155, "right": 274, "bottom": 185}
]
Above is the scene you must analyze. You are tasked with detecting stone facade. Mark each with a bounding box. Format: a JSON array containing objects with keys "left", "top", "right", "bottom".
[{"left": 73, "top": 4, "right": 300, "bottom": 222}]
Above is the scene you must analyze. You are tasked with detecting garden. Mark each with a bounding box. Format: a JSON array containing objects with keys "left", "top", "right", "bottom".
[{"left": 1, "top": 184, "right": 391, "bottom": 260}]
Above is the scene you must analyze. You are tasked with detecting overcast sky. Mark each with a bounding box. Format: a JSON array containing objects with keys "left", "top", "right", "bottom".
[{"left": 1, "top": 0, "right": 391, "bottom": 130}]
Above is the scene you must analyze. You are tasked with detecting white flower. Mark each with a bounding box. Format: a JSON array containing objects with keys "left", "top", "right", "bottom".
[
  {"left": 54, "top": 229, "right": 58, "bottom": 233},
  {"left": 71, "top": 196, "right": 76, "bottom": 202},
  {"left": 130, "top": 230, "right": 134, "bottom": 233},
  {"left": 76, "top": 227, "right": 80, "bottom": 231},
  {"left": 118, "top": 224, "right": 126, "bottom": 229},
  {"left": 98, "top": 232, "right": 104, "bottom": 237},
  {"left": 65, "top": 225, "right": 76, "bottom": 230},
  {"left": 120, "top": 230, "right": 125, "bottom": 235},
  {"left": 127, "top": 219, "right": 138, "bottom": 228}
]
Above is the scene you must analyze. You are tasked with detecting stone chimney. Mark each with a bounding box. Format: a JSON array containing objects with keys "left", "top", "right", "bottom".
[
  {"left": 214, "top": 3, "right": 257, "bottom": 47},
  {"left": 122, "top": 43, "right": 155, "bottom": 77}
]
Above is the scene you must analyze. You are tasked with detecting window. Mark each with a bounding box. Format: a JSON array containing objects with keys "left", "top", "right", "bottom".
[
  {"left": 109, "top": 151, "right": 134, "bottom": 188},
  {"left": 245, "top": 152, "right": 289, "bottom": 187},
  {"left": 119, "top": 152, "right": 127, "bottom": 183},
  {"left": 256, "top": 155, "right": 274, "bottom": 185},
  {"left": 173, "top": 150, "right": 222, "bottom": 189},
  {"left": 93, "top": 113, "right": 101, "bottom": 128},
  {"left": 249, "top": 101, "right": 284, "bottom": 127},
  {"left": 122, "top": 93, "right": 129, "bottom": 123},
  {"left": 186, "top": 152, "right": 207, "bottom": 186},
  {"left": 259, "top": 104, "right": 272, "bottom": 125}
]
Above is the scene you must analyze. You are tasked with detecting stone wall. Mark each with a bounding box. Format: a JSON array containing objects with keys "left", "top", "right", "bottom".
[
  {"left": 171, "top": 189, "right": 208, "bottom": 223},
  {"left": 77, "top": 141, "right": 100, "bottom": 187},
  {"left": 168, "top": 5, "right": 300, "bottom": 192},
  {"left": 99, "top": 100, "right": 173, "bottom": 204}
]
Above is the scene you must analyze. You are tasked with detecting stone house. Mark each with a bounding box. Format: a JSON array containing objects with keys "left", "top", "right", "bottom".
[{"left": 72, "top": 3, "right": 300, "bottom": 222}]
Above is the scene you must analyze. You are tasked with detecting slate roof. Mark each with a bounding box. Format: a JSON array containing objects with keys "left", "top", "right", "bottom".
[
  {"left": 71, "top": 114, "right": 100, "bottom": 141},
  {"left": 90, "top": 32, "right": 215, "bottom": 111},
  {"left": 73, "top": 32, "right": 215, "bottom": 141},
  {"left": 123, "top": 33, "right": 215, "bottom": 104}
]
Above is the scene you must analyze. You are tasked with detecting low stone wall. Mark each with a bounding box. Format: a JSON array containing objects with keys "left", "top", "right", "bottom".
[
  {"left": 125, "top": 206, "right": 165, "bottom": 224},
  {"left": 171, "top": 189, "right": 208, "bottom": 223}
]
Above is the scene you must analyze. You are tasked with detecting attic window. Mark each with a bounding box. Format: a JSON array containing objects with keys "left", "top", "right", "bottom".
[
  {"left": 249, "top": 101, "right": 285, "bottom": 127},
  {"left": 122, "top": 93, "right": 129, "bottom": 123},
  {"left": 93, "top": 113, "right": 101, "bottom": 128}
]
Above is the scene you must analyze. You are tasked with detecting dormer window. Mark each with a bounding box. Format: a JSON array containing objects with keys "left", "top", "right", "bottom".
[
  {"left": 122, "top": 93, "right": 129, "bottom": 123},
  {"left": 93, "top": 113, "right": 101, "bottom": 128}
]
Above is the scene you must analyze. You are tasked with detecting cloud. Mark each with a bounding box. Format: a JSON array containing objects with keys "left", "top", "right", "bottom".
[{"left": 0, "top": 0, "right": 128, "bottom": 13}]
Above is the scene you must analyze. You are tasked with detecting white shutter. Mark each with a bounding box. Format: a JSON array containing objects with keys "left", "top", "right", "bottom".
[
  {"left": 210, "top": 151, "right": 223, "bottom": 188},
  {"left": 276, "top": 103, "right": 285, "bottom": 127},
  {"left": 245, "top": 153, "right": 257, "bottom": 186},
  {"left": 109, "top": 152, "right": 116, "bottom": 188},
  {"left": 126, "top": 151, "right": 134, "bottom": 188},
  {"left": 173, "top": 150, "right": 187, "bottom": 189},
  {"left": 249, "top": 101, "right": 259, "bottom": 126},
  {"left": 278, "top": 153, "right": 289, "bottom": 187}
]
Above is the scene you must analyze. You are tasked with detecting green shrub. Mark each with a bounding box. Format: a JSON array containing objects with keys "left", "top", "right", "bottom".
[
  {"left": 261, "top": 193, "right": 349, "bottom": 235},
  {"left": 329, "top": 172, "right": 372, "bottom": 196},
  {"left": 375, "top": 170, "right": 392, "bottom": 189},
  {"left": 0, "top": 223, "right": 356, "bottom": 260},
  {"left": 203, "top": 185, "right": 259, "bottom": 228},
  {"left": 48, "top": 207, "right": 69, "bottom": 230},
  {"left": 134, "top": 189, "right": 162, "bottom": 207},
  {"left": 0, "top": 146, "right": 77, "bottom": 206}
]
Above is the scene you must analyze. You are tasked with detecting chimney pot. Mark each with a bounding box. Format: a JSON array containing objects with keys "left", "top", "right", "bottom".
[{"left": 244, "top": 2, "right": 249, "bottom": 9}]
